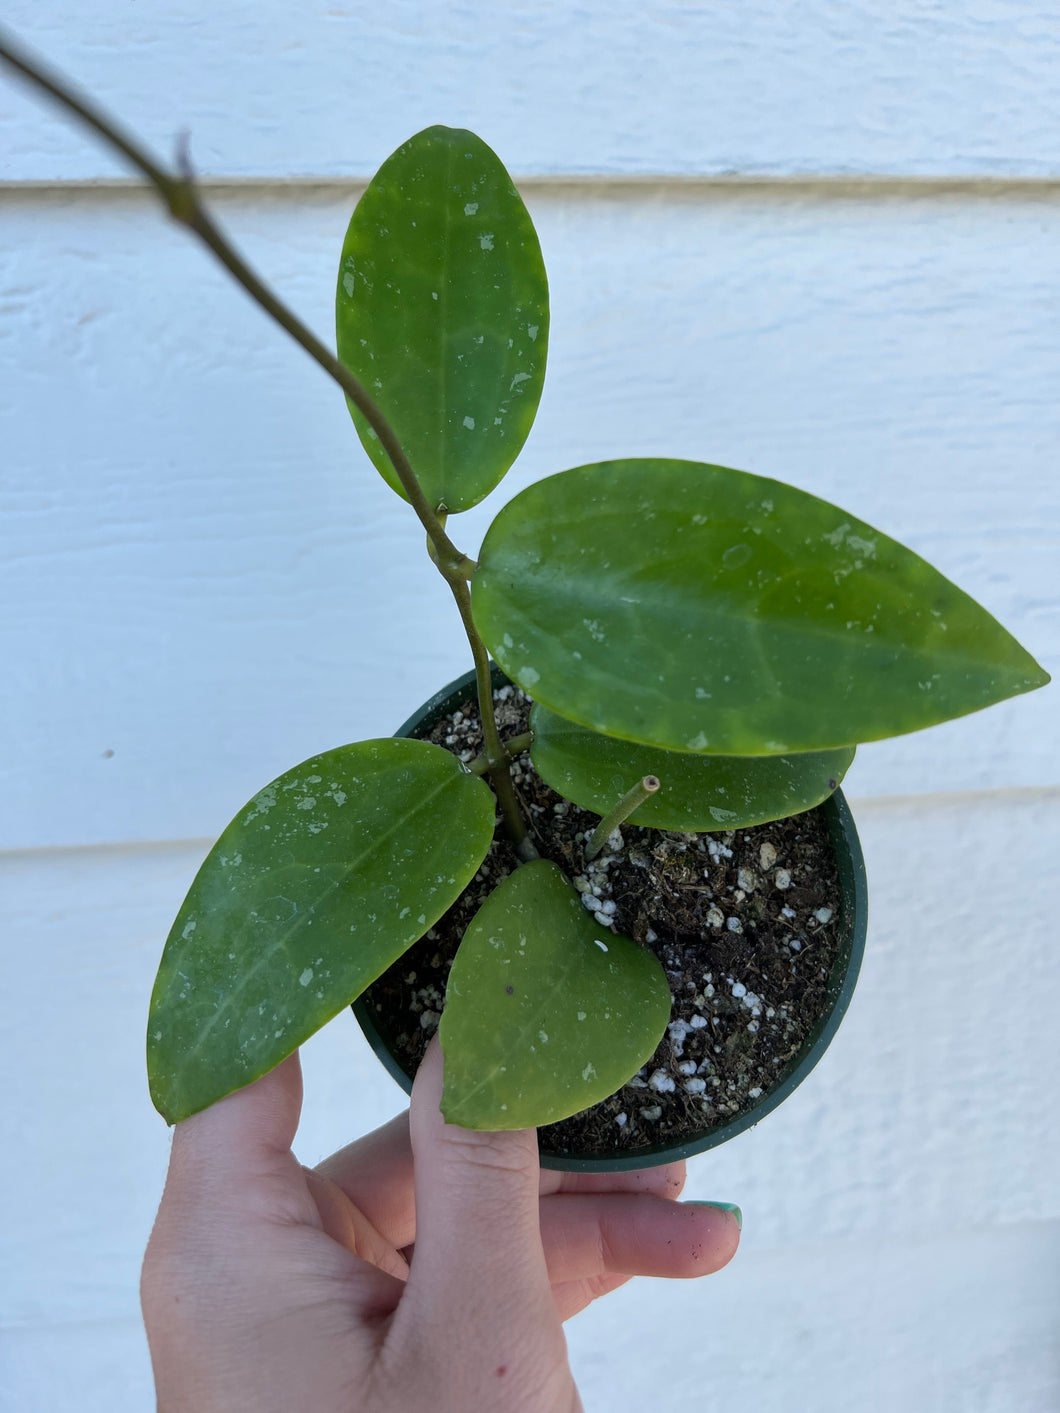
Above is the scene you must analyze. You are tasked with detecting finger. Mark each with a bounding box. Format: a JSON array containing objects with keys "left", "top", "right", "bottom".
[
  {"left": 540, "top": 1161, "right": 687, "bottom": 1200},
  {"left": 147, "top": 1051, "right": 407, "bottom": 1333},
  {"left": 302, "top": 1168, "right": 410, "bottom": 1283},
  {"left": 164, "top": 1053, "right": 311, "bottom": 1222},
  {"left": 172, "top": 1050, "right": 302, "bottom": 1165},
  {"left": 314, "top": 1111, "right": 416, "bottom": 1246},
  {"left": 540, "top": 1194, "right": 741, "bottom": 1285},
  {"left": 551, "top": 1272, "right": 631, "bottom": 1322},
  {"left": 317, "top": 1118, "right": 687, "bottom": 1252},
  {"left": 395, "top": 1037, "right": 560, "bottom": 1365}
]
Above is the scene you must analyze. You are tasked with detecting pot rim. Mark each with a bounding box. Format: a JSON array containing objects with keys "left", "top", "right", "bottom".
[{"left": 352, "top": 665, "right": 868, "bottom": 1171}]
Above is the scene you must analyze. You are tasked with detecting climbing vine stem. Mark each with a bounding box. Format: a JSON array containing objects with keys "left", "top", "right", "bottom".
[{"left": 0, "top": 25, "right": 529, "bottom": 845}]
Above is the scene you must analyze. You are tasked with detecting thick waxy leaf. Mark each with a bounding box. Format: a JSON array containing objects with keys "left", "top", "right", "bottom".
[
  {"left": 336, "top": 125, "right": 548, "bottom": 513},
  {"left": 530, "top": 703, "right": 854, "bottom": 831},
  {"left": 149, "top": 739, "right": 495, "bottom": 1123},
  {"left": 474, "top": 459, "right": 1049, "bottom": 755},
  {"left": 439, "top": 860, "right": 672, "bottom": 1129}
]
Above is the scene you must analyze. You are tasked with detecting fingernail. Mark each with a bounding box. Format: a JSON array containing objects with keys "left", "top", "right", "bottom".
[{"left": 686, "top": 1201, "right": 742, "bottom": 1230}]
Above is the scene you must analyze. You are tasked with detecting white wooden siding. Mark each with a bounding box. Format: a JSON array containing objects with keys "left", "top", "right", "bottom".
[{"left": 3, "top": 2, "right": 1060, "bottom": 181}]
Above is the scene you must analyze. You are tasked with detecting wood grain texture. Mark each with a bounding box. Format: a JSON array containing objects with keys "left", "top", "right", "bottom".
[
  {"left": 2, "top": 792, "right": 1057, "bottom": 1409},
  {"left": 2, "top": 184, "right": 1055, "bottom": 849},
  {"left": 2, "top": 2, "right": 1060, "bottom": 181}
]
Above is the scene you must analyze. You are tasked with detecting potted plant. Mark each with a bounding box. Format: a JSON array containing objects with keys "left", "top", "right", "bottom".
[
  {"left": 145, "top": 125, "right": 1047, "bottom": 1165},
  {"left": 352, "top": 660, "right": 870, "bottom": 1171},
  {"left": 2, "top": 36, "right": 1048, "bottom": 1168}
]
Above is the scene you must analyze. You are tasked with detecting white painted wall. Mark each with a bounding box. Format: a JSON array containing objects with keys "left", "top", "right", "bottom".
[
  {"left": 4, "top": 2, "right": 1060, "bottom": 179},
  {"left": 1, "top": 5, "right": 1057, "bottom": 1410}
]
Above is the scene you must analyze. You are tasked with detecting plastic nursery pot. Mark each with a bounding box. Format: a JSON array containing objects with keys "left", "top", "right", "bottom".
[{"left": 353, "top": 666, "right": 868, "bottom": 1173}]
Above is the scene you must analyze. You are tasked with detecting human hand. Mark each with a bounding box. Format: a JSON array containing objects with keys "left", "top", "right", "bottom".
[{"left": 142, "top": 1038, "right": 740, "bottom": 1412}]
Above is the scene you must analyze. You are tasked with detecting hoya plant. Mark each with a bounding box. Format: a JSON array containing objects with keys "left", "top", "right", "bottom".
[
  {"left": 145, "top": 129, "right": 1047, "bottom": 1130},
  {"left": 0, "top": 35, "right": 1046, "bottom": 1133}
]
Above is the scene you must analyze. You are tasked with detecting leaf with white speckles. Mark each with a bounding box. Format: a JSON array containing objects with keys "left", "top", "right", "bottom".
[
  {"left": 336, "top": 126, "right": 548, "bottom": 512},
  {"left": 473, "top": 459, "right": 1049, "bottom": 754},
  {"left": 439, "top": 860, "right": 671, "bottom": 1129},
  {"left": 530, "top": 702, "right": 855, "bottom": 830},
  {"left": 148, "top": 739, "right": 495, "bottom": 1123}
]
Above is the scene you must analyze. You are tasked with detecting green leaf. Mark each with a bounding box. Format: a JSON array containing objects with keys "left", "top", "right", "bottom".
[
  {"left": 530, "top": 702, "right": 854, "bottom": 830},
  {"left": 473, "top": 458, "right": 1049, "bottom": 754},
  {"left": 335, "top": 126, "right": 549, "bottom": 513},
  {"left": 148, "top": 739, "right": 496, "bottom": 1123},
  {"left": 439, "top": 860, "right": 672, "bottom": 1129}
]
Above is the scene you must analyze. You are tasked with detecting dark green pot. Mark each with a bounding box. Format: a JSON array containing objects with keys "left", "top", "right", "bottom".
[{"left": 353, "top": 666, "right": 868, "bottom": 1172}]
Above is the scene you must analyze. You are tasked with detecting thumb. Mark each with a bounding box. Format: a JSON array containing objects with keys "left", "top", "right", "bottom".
[
  {"left": 166, "top": 1052, "right": 304, "bottom": 1201},
  {"left": 400, "top": 1036, "right": 555, "bottom": 1339}
]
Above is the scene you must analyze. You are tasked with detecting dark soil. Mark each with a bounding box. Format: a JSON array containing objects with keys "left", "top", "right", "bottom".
[{"left": 359, "top": 683, "right": 844, "bottom": 1160}]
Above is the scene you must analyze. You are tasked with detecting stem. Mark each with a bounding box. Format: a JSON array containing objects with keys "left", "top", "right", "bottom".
[
  {"left": 0, "top": 27, "right": 468, "bottom": 573},
  {"left": 467, "top": 733, "right": 533, "bottom": 776},
  {"left": 426, "top": 525, "right": 476, "bottom": 579},
  {"left": 585, "top": 776, "right": 660, "bottom": 863},
  {"left": 443, "top": 572, "right": 532, "bottom": 851}
]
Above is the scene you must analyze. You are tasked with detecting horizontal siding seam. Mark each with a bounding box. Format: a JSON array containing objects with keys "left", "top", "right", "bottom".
[
  {"left": 2, "top": 785, "right": 1057, "bottom": 863},
  {"left": 4, "top": 175, "right": 1060, "bottom": 201}
]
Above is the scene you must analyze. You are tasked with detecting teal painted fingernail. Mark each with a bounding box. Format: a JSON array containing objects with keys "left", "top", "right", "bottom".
[{"left": 687, "top": 1201, "right": 742, "bottom": 1230}]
